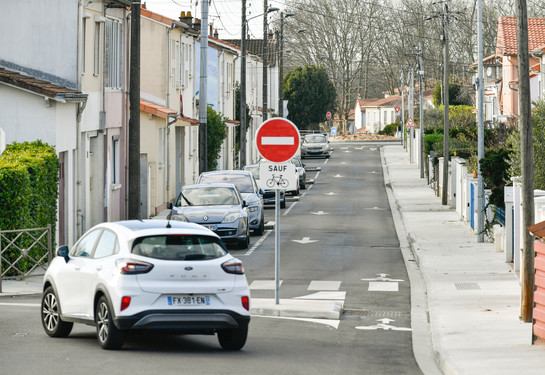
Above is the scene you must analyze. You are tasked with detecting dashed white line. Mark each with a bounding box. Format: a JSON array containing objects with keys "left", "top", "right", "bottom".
[{"left": 243, "top": 229, "right": 273, "bottom": 256}]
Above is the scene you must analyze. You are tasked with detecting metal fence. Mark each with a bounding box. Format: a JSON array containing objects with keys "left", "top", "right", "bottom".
[{"left": 0, "top": 225, "right": 52, "bottom": 292}]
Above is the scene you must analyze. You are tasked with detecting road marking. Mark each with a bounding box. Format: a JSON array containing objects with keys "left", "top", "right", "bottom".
[
  {"left": 364, "top": 207, "right": 387, "bottom": 211},
  {"left": 255, "top": 315, "right": 340, "bottom": 329},
  {"left": 308, "top": 280, "right": 341, "bottom": 290},
  {"left": 368, "top": 282, "right": 399, "bottom": 292},
  {"left": 361, "top": 273, "right": 405, "bottom": 282},
  {"left": 311, "top": 211, "right": 328, "bottom": 215},
  {"left": 334, "top": 174, "right": 342, "bottom": 178},
  {"left": 250, "top": 280, "right": 283, "bottom": 290},
  {"left": 356, "top": 318, "right": 412, "bottom": 331},
  {"left": 0, "top": 303, "right": 40, "bottom": 307},
  {"left": 325, "top": 192, "right": 336, "bottom": 196},
  {"left": 242, "top": 229, "right": 273, "bottom": 256},
  {"left": 295, "top": 291, "right": 346, "bottom": 300},
  {"left": 283, "top": 200, "right": 298, "bottom": 216},
  {"left": 292, "top": 237, "right": 318, "bottom": 244}
]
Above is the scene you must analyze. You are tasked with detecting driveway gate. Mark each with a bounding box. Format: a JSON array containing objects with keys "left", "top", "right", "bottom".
[{"left": 0, "top": 225, "right": 52, "bottom": 292}]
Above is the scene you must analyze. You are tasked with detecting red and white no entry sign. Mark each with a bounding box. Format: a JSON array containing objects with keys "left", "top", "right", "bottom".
[
  {"left": 255, "top": 118, "right": 301, "bottom": 163},
  {"left": 326, "top": 111, "right": 332, "bottom": 120}
]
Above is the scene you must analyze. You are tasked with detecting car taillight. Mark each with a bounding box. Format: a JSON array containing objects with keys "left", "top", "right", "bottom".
[
  {"left": 221, "top": 259, "right": 244, "bottom": 274},
  {"left": 121, "top": 296, "right": 131, "bottom": 311},
  {"left": 241, "top": 296, "right": 250, "bottom": 311},
  {"left": 117, "top": 259, "right": 154, "bottom": 274}
]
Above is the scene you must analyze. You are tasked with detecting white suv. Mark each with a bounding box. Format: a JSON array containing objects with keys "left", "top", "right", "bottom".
[{"left": 41, "top": 220, "right": 251, "bottom": 350}]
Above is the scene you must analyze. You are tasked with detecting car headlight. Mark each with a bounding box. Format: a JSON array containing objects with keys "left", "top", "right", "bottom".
[
  {"left": 247, "top": 200, "right": 260, "bottom": 212},
  {"left": 171, "top": 213, "right": 188, "bottom": 222},
  {"left": 223, "top": 212, "right": 241, "bottom": 223}
]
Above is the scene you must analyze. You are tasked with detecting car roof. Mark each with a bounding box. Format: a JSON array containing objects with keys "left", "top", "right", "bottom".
[
  {"left": 182, "top": 183, "right": 237, "bottom": 189},
  {"left": 94, "top": 220, "right": 219, "bottom": 239},
  {"left": 200, "top": 170, "right": 252, "bottom": 176}
]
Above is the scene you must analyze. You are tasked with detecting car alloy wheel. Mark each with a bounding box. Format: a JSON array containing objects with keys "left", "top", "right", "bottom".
[
  {"left": 41, "top": 286, "right": 73, "bottom": 337},
  {"left": 96, "top": 296, "right": 124, "bottom": 350}
]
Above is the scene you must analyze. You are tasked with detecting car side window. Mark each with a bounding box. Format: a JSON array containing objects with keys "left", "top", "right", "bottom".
[
  {"left": 71, "top": 229, "right": 102, "bottom": 257},
  {"left": 93, "top": 229, "right": 119, "bottom": 259}
]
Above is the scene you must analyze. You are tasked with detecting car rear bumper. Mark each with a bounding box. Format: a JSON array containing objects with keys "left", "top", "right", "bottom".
[{"left": 115, "top": 309, "right": 250, "bottom": 331}]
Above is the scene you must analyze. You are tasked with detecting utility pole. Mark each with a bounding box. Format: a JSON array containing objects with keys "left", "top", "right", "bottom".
[
  {"left": 400, "top": 67, "right": 405, "bottom": 148},
  {"left": 418, "top": 42, "right": 425, "bottom": 179},
  {"left": 516, "top": 0, "right": 535, "bottom": 323},
  {"left": 477, "top": 0, "right": 485, "bottom": 242},
  {"left": 198, "top": 0, "right": 209, "bottom": 174},
  {"left": 441, "top": 1, "right": 450, "bottom": 206},
  {"left": 128, "top": 0, "right": 141, "bottom": 220},
  {"left": 262, "top": 0, "right": 268, "bottom": 122},
  {"left": 409, "top": 67, "right": 414, "bottom": 164},
  {"left": 240, "top": 0, "right": 247, "bottom": 168}
]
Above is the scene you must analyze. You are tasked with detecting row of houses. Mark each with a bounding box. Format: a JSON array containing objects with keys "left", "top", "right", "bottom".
[
  {"left": 0, "top": 0, "right": 283, "bottom": 247},
  {"left": 352, "top": 16, "right": 545, "bottom": 134}
]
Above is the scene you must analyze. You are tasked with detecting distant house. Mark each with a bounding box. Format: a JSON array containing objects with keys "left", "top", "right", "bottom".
[
  {"left": 354, "top": 96, "right": 402, "bottom": 133},
  {"left": 494, "top": 16, "right": 545, "bottom": 124}
]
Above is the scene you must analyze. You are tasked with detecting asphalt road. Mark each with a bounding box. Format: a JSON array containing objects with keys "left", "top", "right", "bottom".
[{"left": 0, "top": 141, "right": 422, "bottom": 375}]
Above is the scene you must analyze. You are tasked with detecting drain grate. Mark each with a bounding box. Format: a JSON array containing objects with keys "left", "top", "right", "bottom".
[
  {"left": 455, "top": 282, "right": 481, "bottom": 290},
  {"left": 343, "top": 309, "right": 402, "bottom": 317}
]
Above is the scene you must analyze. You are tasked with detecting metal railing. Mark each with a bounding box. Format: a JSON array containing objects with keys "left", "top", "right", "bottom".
[{"left": 0, "top": 225, "right": 52, "bottom": 292}]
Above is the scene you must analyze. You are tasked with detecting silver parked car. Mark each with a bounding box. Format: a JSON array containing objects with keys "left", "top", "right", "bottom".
[
  {"left": 301, "top": 133, "right": 331, "bottom": 159},
  {"left": 197, "top": 170, "right": 265, "bottom": 235},
  {"left": 243, "top": 164, "right": 286, "bottom": 208},
  {"left": 170, "top": 183, "right": 250, "bottom": 249}
]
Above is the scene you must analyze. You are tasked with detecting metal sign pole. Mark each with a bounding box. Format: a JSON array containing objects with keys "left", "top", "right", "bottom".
[{"left": 275, "top": 189, "right": 280, "bottom": 304}]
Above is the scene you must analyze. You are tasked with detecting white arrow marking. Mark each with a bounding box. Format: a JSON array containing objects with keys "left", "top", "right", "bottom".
[
  {"left": 334, "top": 174, "right": 342, "bottom": 178},
  {"left": 311, "top": 211, "right": 328, "bottom": 215},
  {"left": 326, "top": 192, "right": 336, "bottom": 196},
  {"left": 292, "top": 237, "right": 318, "bottom": 244},
  {"left": 355, "top": 319, "right": 412, "bottom": 331},
  {"left": 361, "top": 273, "right": 405, "bottom": 282},
  {"left": 261, "top": 136, "right": 294, "bottom": 145}
]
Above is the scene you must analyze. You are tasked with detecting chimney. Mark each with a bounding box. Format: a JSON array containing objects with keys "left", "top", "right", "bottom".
[
  {"left": 193, "top": 18, "right": 201, "bottom": 31},
  {"left": 179, "top": 11, "right": 193, "bottom": 27},
  {"left": 213, "top": 29, "right": 219, "bottom": 39}
]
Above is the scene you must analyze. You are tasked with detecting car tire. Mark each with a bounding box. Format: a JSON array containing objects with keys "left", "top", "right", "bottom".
[
  {"left": 281, "top": 199, "right": 286, "bottom": 209},
  {"left": 217, "top": 325, "right": 248, "bottom": 350},
  {"left": 254, "top": 217, "right": 265, "bottom": 235},
  {"left": 41, "top": 286, "right": 73, "bottom": 338},
  {"left": 301, "top": 181, "right": 306, "bottom": 190},
  {"left": 96, "top": 295, "right": 125, "bottom": 350}
]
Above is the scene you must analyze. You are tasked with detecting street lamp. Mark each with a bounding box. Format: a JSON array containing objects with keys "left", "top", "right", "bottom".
[
  {"left": 279, "top": 19, "right": 305, "bottom": 118},
  {"left": 240, "top": 6, "right": 279, "bottom": 168}
]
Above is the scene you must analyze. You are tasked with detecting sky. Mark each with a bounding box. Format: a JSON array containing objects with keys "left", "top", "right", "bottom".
[{"left": 142, "top": 0, "right": 289, "bottom": 40}]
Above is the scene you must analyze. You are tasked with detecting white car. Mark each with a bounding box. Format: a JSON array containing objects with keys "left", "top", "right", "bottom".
[{"left": 41, "top": 220, "right": 251, "bottom": 350}]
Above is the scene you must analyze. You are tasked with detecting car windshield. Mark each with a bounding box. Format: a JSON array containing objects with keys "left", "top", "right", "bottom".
[
  {"left": 199, "top": 174, "right": 253, "bottom": 193},
  {"left": 243, "top": 166, "right": 260, "bottom": 180},
  {"left": 177, "top": 186, "right": 240, "bottom": 207},
  {"left": 132, "top": 235, "right": 228, "bottom": 260},
  {"left": 304, "top": 135, "right": 327, "bottom": 143}
]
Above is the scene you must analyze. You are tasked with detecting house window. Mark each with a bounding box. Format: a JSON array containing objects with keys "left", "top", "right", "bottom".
[
  {"left": 94, "top": 22, "right": 101, "bottom": 75},
  {"left": 112, "top": 135, "right": 120, "bottom": 184},
  {"left": 175, "top": 40, "right": 181, "bottom": 89},
  {"left": 105, "top": 18, "right": 123, "bottom": 89}
]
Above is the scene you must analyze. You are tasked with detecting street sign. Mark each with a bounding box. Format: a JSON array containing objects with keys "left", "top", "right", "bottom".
[
  {"left": 395, "top": 107, "right": 400, "bottom": 113},
  {"left": 331, "top": 126, "right": 337, "bottom": 136},
  {"left": 255, "top": 118, "right": 300, "bottom": 163},
  {"left": 259, "top": 162, "right": 297, "bottom": 190},
  {"left": 405, "top": 117, "right": 415, "bottom": 127},
  {"left": 326, "top": 111, "right": 332, "bottom": 120}
]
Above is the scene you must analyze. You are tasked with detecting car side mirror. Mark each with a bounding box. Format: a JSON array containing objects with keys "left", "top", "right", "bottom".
[
  {"left": 57, "top": 245, "right": 70, "bottom": 263},
  {"left": 302, "top": 163, "right": 306, "bottom": 168},
  {"left": 242, "top": 200, "right": 248, "bottom": 207},
  {"left": 259, "top": 188, "right": 265, "bottom": 196},
  {"left": 167, "top": 202, "right": 173, "bottom": 209}
]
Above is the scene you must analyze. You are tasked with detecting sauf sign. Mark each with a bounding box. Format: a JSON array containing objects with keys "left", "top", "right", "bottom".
[{"left": 255, "top": 118, "right": 300, "bottom": 192}]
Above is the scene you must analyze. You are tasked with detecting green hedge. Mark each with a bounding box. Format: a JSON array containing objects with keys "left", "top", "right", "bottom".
[{"left": 0, "top": 141, "right": 59, "bottom": 276}]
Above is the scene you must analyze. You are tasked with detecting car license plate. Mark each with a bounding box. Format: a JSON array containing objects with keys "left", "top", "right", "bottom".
[
  {"left": 204, "top": 224, "right": 217, "bottom": 231},
  {"left": 168, "top": 295, "right": 211, "bottom": 306}
]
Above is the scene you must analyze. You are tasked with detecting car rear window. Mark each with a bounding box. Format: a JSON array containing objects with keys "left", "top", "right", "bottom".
[
  {"left": 199, "top": 174, "right": 253, "bottom": 193},
  {"left": 132, "top": 235, "right": 228, "bottom": 261}
]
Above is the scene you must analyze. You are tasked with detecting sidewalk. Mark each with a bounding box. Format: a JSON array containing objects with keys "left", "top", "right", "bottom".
[{"left": 382, "top": 144, "right": 545, "bottom": 374}]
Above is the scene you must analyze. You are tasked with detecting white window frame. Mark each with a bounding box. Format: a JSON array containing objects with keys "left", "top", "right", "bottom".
[
  {"left": 94, "top": 21, "right": 101, "bottom": 75},
  {"left": 112, "top": 135, "right": 120, "bottom": 184},
  {"left": 105, "top": 18, "right": 123, "bottom": 89}
]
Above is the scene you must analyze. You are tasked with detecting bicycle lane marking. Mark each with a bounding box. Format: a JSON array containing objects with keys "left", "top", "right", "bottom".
[{"left": 241, "top": 229, "right": 273, "bottom": 256}]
